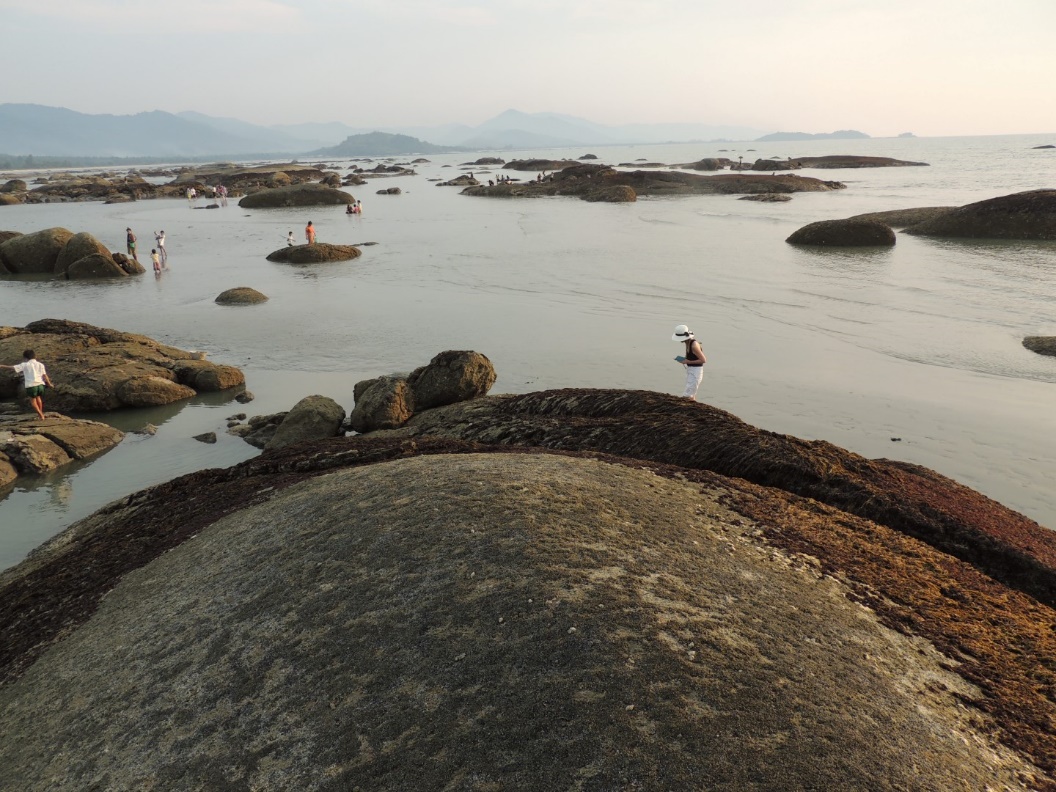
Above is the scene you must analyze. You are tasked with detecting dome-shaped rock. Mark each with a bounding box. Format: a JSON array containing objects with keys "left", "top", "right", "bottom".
[
  {"left": 238, "top": 183, "right": 354, "bottom": 209},
  {"left": 0, "top": 227, "right": 75, "bottom": 274},
  {"left": 265, "top": 244, "right": 361, "bottom": 264},
  {"left": 903, "top": 189, "right": 1056, "bottom": 240},
  {"left": 215, "top": 287, "right": 268, "bottom": 305},
  {"left": 786, "top": 219, "right": 896, "bottom": 246},
  {"left": 54, "top": 232, "right": 114, "bottom": 276},
  {"left": 407, "top": 350, "right": 496, "bottom": 411}
]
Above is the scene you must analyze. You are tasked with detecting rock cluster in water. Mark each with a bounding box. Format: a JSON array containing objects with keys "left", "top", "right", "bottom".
[
  {"left": 0, "top": 228, "right": 144, "bottom": 279},
  {"left": 0, "top": 410, "right": 123, "bottom": 486}
]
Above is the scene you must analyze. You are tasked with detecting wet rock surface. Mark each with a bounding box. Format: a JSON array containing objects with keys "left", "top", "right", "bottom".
[
  {"left": 0, "top": 399, "right": 1053, "bottom": 788},
  {"left": 0, "top": 412, "right": 123, "bottom": 483},
  {"left": 786, "top": 218, "right": 897, "bottom": 246},
  {"left": 0, "top": 319, "right": 244, "bottom": 411},
  {"left": 903, "top": 189, "right": 1056, "bottom": 240}
]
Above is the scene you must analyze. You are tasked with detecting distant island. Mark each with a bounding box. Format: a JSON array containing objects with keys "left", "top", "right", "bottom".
[
  {"left": 755, "top": 130, "right": 870, "bottom": 142},
  {"left": 310, "top": 132, "right": 462, "bottom": 157}
]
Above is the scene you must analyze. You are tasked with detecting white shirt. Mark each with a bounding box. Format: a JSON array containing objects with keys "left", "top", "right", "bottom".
[{"left": 14, "top": 359, "right": 47, "bottom": 387}]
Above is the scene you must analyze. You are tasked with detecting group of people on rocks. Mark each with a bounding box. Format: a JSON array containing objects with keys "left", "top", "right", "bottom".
[
  {"left": 345, "top": 200, "right": 363, "bottom": 215},
  {"left": 185, "top": 184, "right": 229, "bottom": 207},
  {"left": 125, "top": 228, "right": 168, "bottom": 273}
]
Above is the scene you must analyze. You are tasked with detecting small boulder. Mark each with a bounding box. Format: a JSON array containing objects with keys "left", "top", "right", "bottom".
[
  {"left": 55, "top": 232, "right": 114, "bottom": 275},
  {"left": 116, "top": 377, "right": 197, "bottom": 408},
  {"left": 235, "top": 390, "right": 255, "bottom": 404},
  {"left": 786, "top": 219, "right": 896, "bottom": 246},
  {"left": 1, "top": 179, "right": 27, "bottom": 193},
  {"left": 376, "top": 187, "right": 402, "bottom": 195},
  {"left": 111, "top": 253, "right": 146, "bottom": 275},
  {"left": 193, "top": 432, "right": 217, "bottom": 444},
  {"left": 265, "top": 395, "right": 346, "bottom": 450},
  {"left": 215, "top": 287, "right": 268, "bottom": 305},
  {"left": 66, "top": 254, "right": 128, "bottom": 279},
  {"left": 1023, "top": 336, "right": 1056, "bottom": 357},
  {"left": 407, "top": 351, "right": 496, "bottom": 411},
  {"left": 349, "top": 376, "right": 415, "bottom": 433},
  {"left": 739, "top": 194, "right": 792, "bottom": 202}
]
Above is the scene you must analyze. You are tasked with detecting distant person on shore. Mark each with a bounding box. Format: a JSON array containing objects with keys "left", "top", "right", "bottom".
[
  {"left": 346, "top": 203, "right": 355, "bottom": 215},
  {"left": 126, "top": 227, "right": 138, "bottom": 262},
  {"left": 218, "top": 184, "right": 228, "bottom": 206},
  {"left": 672, "top": 324, "right": 706, "bottom": 400},
  {"left": 305, "top": 221, "right": 316, "bottom": 245},
  {"left": 1, "top": 349, "right": 55, "bottom": 421},
  {"left": 151, "top": 248, "right": 161, "bottom": 273},
  {"left": 187, "top": 187, "right": 197, "bottom": 205},
  {"left": 356, "top": 200, "right": 362, "bottom": 214},
  {"left": 286, "top": 231, "right": 295, "bottom": 246},
  {"left": 154, "top": 230, "right": 167, "bottom": 264}
]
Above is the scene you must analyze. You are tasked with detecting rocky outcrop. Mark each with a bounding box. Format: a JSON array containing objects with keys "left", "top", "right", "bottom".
[
  {"left": 347, "top": 351, "right": 496, "bottom": 434},
  {"left": 1, "top": 180, "right": 27, "bottom": 193},
  {"left": 238, "top": 183, "right": 354, "bottom": 209},
  {"left": 464, "top": 164, "right": 844, "bottom": 203},
  {"left": 0, "top": 228, "right": 142, "bottom": 280},
  {"left": 265, "top": 244, "right": 361, "bottom": 264},
  {"left": 903, "top": 189, "right": 1056, "bottom": 240},
  {"left": 436, "top": 174, "right": 478, "bottom": 187},
  {"left": 0, "top": 320, "right": 244, "bottom": 412},
  {"left": 582, "top": 185, "right": 637, "bottom": 202},
  {"left": 1023, "top": 336, "right": 1056, "bottom": 357},
  {"left": 264, "top": 395, "right": 345, "bottom": 451},
  {"left": 215, "top": 287, "right": 268, "bottom": 305},
  {"left": 0, "top": 412, "right": 123, "bottom": 482},
  {"left": 848, "top": 207, "right": 955, "bottom": 228},
  {"left": 462, "top": 157, "right": 504, "bottom": 165},
  {"left": 786, "top": 218, "right": 896, "bottom": 246},
  {"left": 675, "top": 158, "right": 730, "bottom": 171},
  {"left": 579, "top": 153, "right": 598, "bottom": 160},
  {"left": 1, "top": 392, "right": 1055, "bottom": 789},
  {"left": 794, "top": 155, "right": 928, "bottom": 168},
  {"left": 739, "top": 193, "right": 792, "bottom": 202},
  {"left": 503, "top": 159, "right": 582, "bottom": 171},
  {"left": 376, "top": 187, "right": 402, "bottom": 195}
]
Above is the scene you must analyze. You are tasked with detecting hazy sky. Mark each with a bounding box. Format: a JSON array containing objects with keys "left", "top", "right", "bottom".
[{"left": 2, "top": 0, "right": 1053, "bottom": 136}]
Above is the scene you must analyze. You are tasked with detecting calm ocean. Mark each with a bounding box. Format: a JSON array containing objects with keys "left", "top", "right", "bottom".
[{"left": 1, "top": 133, "right": 1054, "bottom": 569}]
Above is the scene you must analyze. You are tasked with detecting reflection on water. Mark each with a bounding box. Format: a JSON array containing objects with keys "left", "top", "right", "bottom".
[{"left": 1, "top": 134, "right": 1055, "bottom": 570}]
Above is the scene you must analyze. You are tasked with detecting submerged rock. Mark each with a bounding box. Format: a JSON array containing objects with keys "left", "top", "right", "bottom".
[
  {"left": 1023, "top": 336, "right": 1056, "bottom": 357},
  {"left": 265, "top": 244, "right": 361, "bottom": 264},
  {"left": 215, "top": 287, "right": 268, "bottom": 305},
  {"left": 786, "top": 218, "right": 896, "bottom": 246}
]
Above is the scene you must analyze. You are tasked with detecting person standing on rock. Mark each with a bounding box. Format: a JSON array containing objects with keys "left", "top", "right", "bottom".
[
  {"left": 126, "top": 227, "right": 138, "bottom": 262},
  {"left": 1, "top": 349, "right": 55, "bottom": 421},
  {"left": 672, "top": 324, "right": 706, "bottom": 400},
  {"left": 154, "top": 230, "right": 167, "bottom": 264},
  {"left": 305, "top": 221, "right": 316, "bottom": 245}
]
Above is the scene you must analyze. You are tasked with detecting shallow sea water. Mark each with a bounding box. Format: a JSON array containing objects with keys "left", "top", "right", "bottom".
[{"left": 1, "top": 134, "right": 1055, "bottom": 569}]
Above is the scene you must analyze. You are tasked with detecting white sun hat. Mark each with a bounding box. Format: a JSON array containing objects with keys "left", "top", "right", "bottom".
[{"left": 672, "top": 324, "right": 694, "bottom": 341}]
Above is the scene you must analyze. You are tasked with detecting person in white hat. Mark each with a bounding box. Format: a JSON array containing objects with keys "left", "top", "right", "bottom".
[{"left": 672, "top": 324, "right": 707, "bottom": 400}]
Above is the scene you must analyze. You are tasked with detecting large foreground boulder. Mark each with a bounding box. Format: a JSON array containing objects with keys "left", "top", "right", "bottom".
[
  {"left": 265, "top": 244, "right": 361, "bottom": 264},
  {"left": 0, "top": 428, "right": 1052, "bottom": 789},
  {"left": 238, "top": 183, "right": 353, "bottom": 208},
  {"left": 0, "top": 227, "right": 74, "bottom": 274},
  {"left": 904, "top": 189, "right": 1056, "bottom": 240},
  {"left": 0, "top": 320, "right": 244, "bottom": 411},
  {"left": 786, "top": 218, "right": 897, "bottom": 246},
  {"left": 348, "top": 375, "right": 415, "bottom": 433}
]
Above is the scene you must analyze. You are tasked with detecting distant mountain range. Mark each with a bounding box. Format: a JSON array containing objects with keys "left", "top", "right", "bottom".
[
  {"left": 755, "top": 130, "right": 870, "bottom": 142},
  {"left": 0, "top": 103, "right": 867, "bottom": 160},
  {"left": 311, "top": 132, "right": 460, "bottom": 157}
]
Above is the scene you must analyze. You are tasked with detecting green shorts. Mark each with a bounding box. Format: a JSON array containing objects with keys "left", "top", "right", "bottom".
[{"left": 25, "top": 385, "right": 45, "bottom": 397}]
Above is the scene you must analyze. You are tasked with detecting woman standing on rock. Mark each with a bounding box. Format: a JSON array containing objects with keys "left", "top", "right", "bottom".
[
  {"left": 305, "top": 221, "right": 316, "bottom": 245},
  {"left": 672, "top": 324, "right": 706, "bottom": 400}
]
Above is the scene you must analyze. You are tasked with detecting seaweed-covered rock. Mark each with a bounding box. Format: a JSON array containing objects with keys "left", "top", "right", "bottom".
[{"left": 786, "top": 219, "right": 896, "bottom": 246}]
